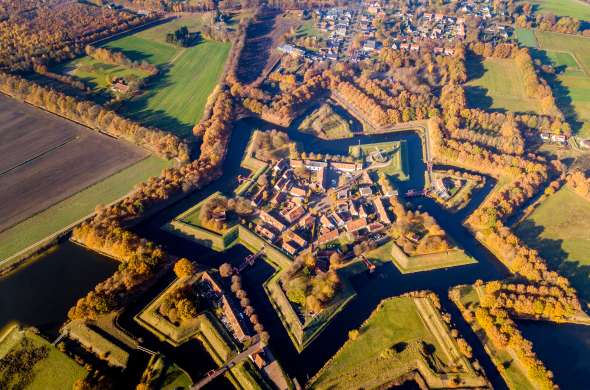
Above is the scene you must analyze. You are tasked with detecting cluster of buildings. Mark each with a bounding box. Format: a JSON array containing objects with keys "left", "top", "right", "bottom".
[
  {"left": 246, "top": 157, "right": 395, "bottom": 258},
  {"left": 200, "top": 272, "right": 251, "bottom": 342}
]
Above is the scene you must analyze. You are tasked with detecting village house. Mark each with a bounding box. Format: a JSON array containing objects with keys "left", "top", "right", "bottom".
[
  {"left": 345, "top": 217, "right": 368, "bottom": 233},
  {"left": 331, "top": 161, "right": 363, "bottom": 172},
  {"left": 282, "top": 205, "right": 306, "bottom": 223},
  {"left": 282, "top": 241, "right": 299, "bottom": 256},
  {"left": 359, "top": 186, "right": 373, "bottom": 197},
  {"left": 317, "top": 229, "right": 339, "bottom": 246},
  {"left": 256, "top": 224, "right": 277, "bottom": 241},
  {"left": 220, "top": 295, "right": 248, "bottom": 341},
  {"left": 259, "top": 210, "right": 286, "bottom": 232},
  {"left": 373, "top": 197, "right": 392, "bottom": 225},
  {"left": 290, "top": 186, "right": 307, "bottom": 198}
]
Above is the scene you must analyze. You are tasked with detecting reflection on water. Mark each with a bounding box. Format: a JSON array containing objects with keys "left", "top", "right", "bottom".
[{"left": 0, "top": 241, "right": 117, "bottom": 337}]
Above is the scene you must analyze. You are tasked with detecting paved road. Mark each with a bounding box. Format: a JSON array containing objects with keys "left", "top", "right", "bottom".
[{"left": 191, "top": 336, "right": 262, "bottom": 389}]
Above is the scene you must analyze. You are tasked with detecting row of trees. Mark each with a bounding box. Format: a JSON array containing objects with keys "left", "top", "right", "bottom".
[
  {"left": 85, "top": 45, "right": 158, "bottom": 75},
  {"left": 481, "top": 280, "right": 580, "bottom": 322},
  {"left": 474, "top": 305, "right": 556, "bottom": 390},
  {"left": 221, "top": 267, "right": 270, "bottom": 342},
  {"left": 0, "top": 1, "right": 158, "bottom": 71},
  {"left": 0, "top": 72, "right": 189, "bottom": 160}
]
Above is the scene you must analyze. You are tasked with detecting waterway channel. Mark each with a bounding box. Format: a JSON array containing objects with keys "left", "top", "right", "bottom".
[{"left": 2, "top": 115, "right": 589, "bottom": 389}]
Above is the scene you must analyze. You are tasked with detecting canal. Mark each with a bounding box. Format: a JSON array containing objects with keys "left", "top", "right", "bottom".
[{"left": 1, "top": 115, "right": 588, "bottom": 389}]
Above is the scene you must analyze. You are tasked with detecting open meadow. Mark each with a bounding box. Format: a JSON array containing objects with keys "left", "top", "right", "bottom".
[
  {"left": 96, "top": 15, "right": 231, "bottom": 137},
  {"left": 519, "top": 0, "right": 590, "bottom": 19},
  {"left": 465, "top": 56, "right": 543, "bottom": 114},
  {"left": 515, "top": 186, "right": 590, "bottom": 301},
  {"left": 0, "top": 94, "right": 149, "bottom": 235}
]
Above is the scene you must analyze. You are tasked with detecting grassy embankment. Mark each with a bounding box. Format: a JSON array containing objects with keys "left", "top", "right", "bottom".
[
  {"left": 365, "top": 240, "right": 476, "bottom": 274},
  {"left": 0, "top": 156, "right": 170, "bottom": 261},
  {"left": 60, "top": 15, "right": 230, "bottom": 138},
  {"left": 0, "top": 324, "right": 87, "bottom": 389},
  {"left": 465, "top": 56, "right": 544, "bottom": 114},
  {"left": 298, "top": 103, "right": 354, "bottom": 139},
  {"left": 309, "top": 295, "right": 486, "bottom": 389},
  {"left": 451, "top": 285, "right": 539, "bottom": 389},
  {"left": 515, "top": 186, "right": 590, "bottom": 301}
]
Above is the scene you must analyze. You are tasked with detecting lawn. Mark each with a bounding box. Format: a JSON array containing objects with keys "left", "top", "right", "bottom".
[
  {"left": 64, "top": 15, "right": 231, "bottom": 137},
  {"left": 466, "top": 57, "right": 543, "bottom": 114},
  {"left": 520, "top": 0, "right": 590, "bottom": 19},
  {"left": 0, "top": 325, "right": 86, "bottom": 390},
  {"left": 515, "top": 186, "right": 590, "bottom": 301},
  {"left": 0, "top": 156, "right": 170, "bottom": 261},
  {"left": 309, "top": 296, "right": 450, "bottom": 389}
]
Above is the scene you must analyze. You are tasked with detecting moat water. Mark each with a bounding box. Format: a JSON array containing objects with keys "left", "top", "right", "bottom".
[{"left": 2, "top": 116, "right": 589, "bottom": 389}]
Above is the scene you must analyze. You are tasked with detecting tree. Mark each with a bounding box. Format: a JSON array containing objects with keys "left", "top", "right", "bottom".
[
  {"left": 219, "top": 262, "right": 233, "bottom": 278},
  {"left": 348, "top": 329, "right": 359, "bottom": 340},
  {"left": 177, "top": 298, "right": 198, "bottom": 320},
  {"left": 174, "top": 258, "right": 194, "bottom": 278}
]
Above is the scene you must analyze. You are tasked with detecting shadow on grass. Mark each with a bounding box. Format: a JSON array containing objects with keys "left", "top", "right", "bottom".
[
  {"left": 529, "top": 48, "right": 585, "bottom": 135},
  {"left": 516, "top": 220, "right": 590, "bottom": 304},
  {"left": 111, "top": 64, "right": 194, "bottom": 138}
]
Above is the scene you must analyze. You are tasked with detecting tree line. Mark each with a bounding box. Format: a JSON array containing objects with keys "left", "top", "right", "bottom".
[
  {"left": 0, "top": 72, "right": 189, "bottom": 160},
  {"left": 85, "top": 45, "right": 159, "bottom": 76}
]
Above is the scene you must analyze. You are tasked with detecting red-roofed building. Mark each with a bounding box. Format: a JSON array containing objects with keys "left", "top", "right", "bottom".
[{"left": 345, "top": 217, "right": 368, "bottom": 233}]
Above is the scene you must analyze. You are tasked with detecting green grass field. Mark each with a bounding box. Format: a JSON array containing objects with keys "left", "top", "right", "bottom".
[
  {"left": 515, "top": 28, "right": 538, "bottom": 48},
  {"left": 515, "top": 186, "right": 590, "bottom": 300},
  {"left": 0, "top": 156, "right": 170, "bottom": 260},
  {"left": 466, "top": 57, "right": 543, "bottom": 114},
  {"left": 0, "top": 325, "right": 86, "bottom": 390},
  {"left": 520, "top": 0, "right": 590, "bottom": 19},
  {"left": 62, "top": 15, "right": 231, "bottom": 137},
  {"left": 309, "top": 296, "right": 449, "bottom": 389}
]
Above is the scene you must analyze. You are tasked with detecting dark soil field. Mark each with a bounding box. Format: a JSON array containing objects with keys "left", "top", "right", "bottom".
[
  {"left": 0, "top": 94, "right": 148, "bottom": 232},
  {"left": 237, "top": 10, "right": 300, "bottom": 85}
]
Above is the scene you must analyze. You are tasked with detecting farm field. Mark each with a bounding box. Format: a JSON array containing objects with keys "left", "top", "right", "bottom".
[
  {"left": 515, "top": 186, "right": 590, "bottom": 301},
  {"left": 298, "top": 103, "right": 353, "bottom": 140},
  {"left": 94, "top": 15, "right": 231, "bottom": 137},
  {"left": 0, "top": 155, "right": 169, "bottom": 260},
  {"left": 465, "top": 57, "right": 543, "bottom": 114},
  {"left": 528, "top": 30, "right": 590, "bottom": 137},
  {"left": 519, "top": 0, "right": 590, "bottom": 19},
  {"left": 0, "top": 94, "right": 149, "bottom": 234},
  {"left": 0, "top": 325, "right": 86, "bottom": 389}
]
